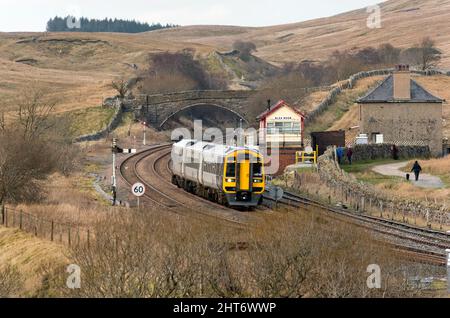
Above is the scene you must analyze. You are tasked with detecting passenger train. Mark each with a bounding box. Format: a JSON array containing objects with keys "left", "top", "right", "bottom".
[{"left": 171, "top": 139, "right": 265, "bottom": 207}]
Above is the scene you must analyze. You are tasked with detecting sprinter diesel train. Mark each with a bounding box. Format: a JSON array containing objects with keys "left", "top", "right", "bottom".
[{"left": 171, "top": 140, "right": 265, "bottom": 207}]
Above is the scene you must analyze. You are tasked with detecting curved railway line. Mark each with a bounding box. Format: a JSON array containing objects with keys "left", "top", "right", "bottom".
[
  {"left": 119, "top": 145, "right": 449, "bottom": 266},
  {"left": 265, "top": 191, "right": 450, "bottom": 266},
  {"left": 118, "top": 144, "right": 257, "bottom": 229}
]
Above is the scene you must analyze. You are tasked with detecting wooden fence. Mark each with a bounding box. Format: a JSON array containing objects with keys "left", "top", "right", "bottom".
[{"left": 0, "top": 205, "right": 91, "bottom": 248}]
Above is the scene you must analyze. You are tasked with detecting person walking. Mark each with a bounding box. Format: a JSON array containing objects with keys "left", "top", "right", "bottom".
[
  {"left": 347, "top": 147, "right": 353, "bottom": 165},
  {"left": 411, "top": 161, "right": 422, "bottom": 181},
  {"left": 336, "top": 147, "right": 344, "bottom": 164}
]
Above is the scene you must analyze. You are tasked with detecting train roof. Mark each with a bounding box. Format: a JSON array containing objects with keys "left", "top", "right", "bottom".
[{"left": 174, "top": 139, "right": 261, "bottom": 156}]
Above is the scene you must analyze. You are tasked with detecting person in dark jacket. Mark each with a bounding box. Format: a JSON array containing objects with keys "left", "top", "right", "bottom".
[
  {"left": 347, "top": 147, "right": 353, "bottom": 165},
  {"left": 391, "top": 145, "right": 399, "bottom": 160},
  {"left": 411, "top": 161, "right": 422, "bottom": 181},
  {"left": 336, "top": 147, "right": 344, "bottom": 164}
]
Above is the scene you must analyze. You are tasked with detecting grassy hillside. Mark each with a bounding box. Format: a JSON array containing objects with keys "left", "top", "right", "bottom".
[
  {"left": 1, "top": 0, "right": 450, "bottom": 116},
  {"left": 146, "top": 0, "right": 450, "bottom": 67},
  {"left": 0, "top": 226, "right": 66, "bottom": 296}
]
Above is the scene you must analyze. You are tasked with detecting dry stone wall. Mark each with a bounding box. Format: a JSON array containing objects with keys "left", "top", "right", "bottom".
[
  {"left": 312, "top": 148, "right": 450, "bottom": 227},
  {"left": 74, "top": 98, "right": 123, "bottom": 143},
  {"left": 351, "top": 144, "right": 431, "bottom": 162}
]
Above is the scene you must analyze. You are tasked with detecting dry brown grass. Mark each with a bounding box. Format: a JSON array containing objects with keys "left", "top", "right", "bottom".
[
  {"left": 39, "top": 206, "right": 432, "bottom": 298},
  {"left": 0, "top": 226, "right": 66, "bottom": 295},
  {"left": 410, "top": 156, "right": 450, "bottom": 177},
  {"left": 0, "top": 31, "right": 214, "bottom": 121},
  {"left": 144, "top": 0, "right": 450, "bottom": 68},
  {"left": 298, "top": 90, "right": 330, "bottom": 113}
]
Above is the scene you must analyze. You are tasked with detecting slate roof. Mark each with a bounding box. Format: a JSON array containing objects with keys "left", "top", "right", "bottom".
[
  {"left": 257, "top": 100, "right": 306, "bottom": 120},
  {"left": 357, "top": 75, "right": 444, "bottom": 103}
]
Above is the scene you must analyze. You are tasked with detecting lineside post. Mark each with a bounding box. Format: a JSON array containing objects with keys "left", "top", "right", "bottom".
[
  {"left": 446, "top": 249, "right": 450, "bottom": 293},
  {"left": 112, "top": 138, "right": 117, "bottom": 206},
  {"left": 0, "top": 203, "right": 4, "bottom": 225}
]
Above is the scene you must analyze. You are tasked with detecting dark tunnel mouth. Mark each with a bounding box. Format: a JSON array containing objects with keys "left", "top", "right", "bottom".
[{"left": 159, "top": 104, "right": 248, "bottom": 130}]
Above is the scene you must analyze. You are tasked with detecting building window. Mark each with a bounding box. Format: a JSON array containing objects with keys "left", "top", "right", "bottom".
[{"left": 267, "top": 121, "right": 301, "bottom": 135}]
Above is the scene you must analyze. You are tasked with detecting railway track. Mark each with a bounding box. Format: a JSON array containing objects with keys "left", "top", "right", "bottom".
[
  {"left": 119, "top": 144, "right": 448, "bottom": 266},
  {"left": 118, "top": 144, "right": 253, "bottom": 228},
  {"left": 265, "top": 189, "right": 450, "bottom": 266}
]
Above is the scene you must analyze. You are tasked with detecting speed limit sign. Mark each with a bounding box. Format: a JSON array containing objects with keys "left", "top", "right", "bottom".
[{"left": 132, "top": 182, "right": 146, "bottom": 197}]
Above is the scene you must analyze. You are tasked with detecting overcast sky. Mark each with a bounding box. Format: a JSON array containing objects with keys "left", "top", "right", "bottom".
[{"left": 0, "top": 0, "right": 385, "bottom": 32}]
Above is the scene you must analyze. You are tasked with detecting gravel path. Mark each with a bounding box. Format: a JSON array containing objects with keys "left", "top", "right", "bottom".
[{"left": 372, "top": 161, "right": 444, "bottom": 189}]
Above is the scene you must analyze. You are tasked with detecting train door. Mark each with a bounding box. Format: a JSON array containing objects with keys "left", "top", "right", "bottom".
[{"left": 237, "top": 152, "right": 251, "bottom": 192}]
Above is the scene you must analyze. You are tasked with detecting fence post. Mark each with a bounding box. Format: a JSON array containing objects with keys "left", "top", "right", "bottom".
[
  {"left": 51, "top": 221, "right": 54, "bottom": 242},
  {"left": 19, "top": 210, "right": 23, "bottom": 230},
  {"left": 0, "top": 204, "right": 4, "bottom": 225},
  {"left": 87, "top": 229, "right": 90, "bottom": 249},
  {"left": 68, "top": 227, "right": 71, "bottom": 247}
]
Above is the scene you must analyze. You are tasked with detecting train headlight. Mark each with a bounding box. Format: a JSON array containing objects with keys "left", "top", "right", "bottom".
[
  {"left": 227, "top": 178, "right": 234, "bottom": 183},
  {"left": 253, "top": 179, "right": 262, "bottom": 183}
]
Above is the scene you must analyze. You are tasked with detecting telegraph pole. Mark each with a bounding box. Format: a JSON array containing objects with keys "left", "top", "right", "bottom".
[
  {"left": 143, "top": 121, "right": 147, "bottom": 146},
  {"left": 112, "top": 138, "right": 117, "bottom": 206}
]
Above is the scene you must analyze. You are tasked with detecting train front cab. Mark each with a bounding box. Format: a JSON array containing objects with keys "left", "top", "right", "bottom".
[{"left": 223, "top": 150, "right": 264, "bottom": 207}]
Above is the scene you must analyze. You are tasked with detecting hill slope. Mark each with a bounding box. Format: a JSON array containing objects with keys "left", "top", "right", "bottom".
[
  {"left": 145, "top": 0, "right": 450, "bottom": 67},
  {"left": 1, "top": 0, "right": 450, "bottom": 118}
]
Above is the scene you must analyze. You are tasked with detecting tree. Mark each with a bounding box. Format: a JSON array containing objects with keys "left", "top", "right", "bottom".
[
  {"left": 110, "top": 78, "right": 130, "bottom": 99},
  {"left": 46, "top": 16, "right": 177, "bottom": 33},
  {"left": 401, "top": 37, "right": 441, "bottom": 70},
  {"left": 418, "top": 37, "right": 441, "bottom": 70},
  {"left": 0, "top": 87, "right": 78, "bottom": 205},
  {"left": 232, "top": 41, "right": 257, "bottom": 61},
  {"left": 138, "top": 50, "right": 226, "bottom": 94},
  {"left": 378, "top": 43, "right": 401, "bottom": 65}
]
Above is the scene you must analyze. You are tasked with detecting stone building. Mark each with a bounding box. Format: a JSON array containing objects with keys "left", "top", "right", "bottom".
[{"left": 357, "top": 65, "right": 444, "bottom": 156}]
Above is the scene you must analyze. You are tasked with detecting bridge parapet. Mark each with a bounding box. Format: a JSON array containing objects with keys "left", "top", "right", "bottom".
[{"left": 132, "top": 90, "right": 257, "bottom": 129}]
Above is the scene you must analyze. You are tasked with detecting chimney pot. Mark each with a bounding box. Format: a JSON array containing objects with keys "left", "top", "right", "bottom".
[{"left": 267, "top": 99, "right": 271, "bottom": 110}]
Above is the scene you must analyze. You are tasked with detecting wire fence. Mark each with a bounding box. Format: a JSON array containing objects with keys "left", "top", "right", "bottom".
[{"left": 0, "top": 206, "right": 91, "bottom": 248}]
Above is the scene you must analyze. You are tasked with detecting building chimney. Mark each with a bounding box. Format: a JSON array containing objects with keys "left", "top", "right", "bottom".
[
  {"left": 393, "top": 64, "right": 411, "bottom": 100},
  {"left": 267, "top": 99, "right": 271, "bottom": 111}
]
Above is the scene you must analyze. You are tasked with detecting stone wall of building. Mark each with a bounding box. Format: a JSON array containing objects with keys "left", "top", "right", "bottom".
[{"left": 360, "top": 102, "right": 443, "bottom": 156}]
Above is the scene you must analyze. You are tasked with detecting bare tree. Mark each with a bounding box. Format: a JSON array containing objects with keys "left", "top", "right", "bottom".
[
  {"left": 110, "top": 78, "right": 130, "bottom": 99},
  {"left": 401, "top": 37, "right": 442, "bottom": 70},
  {"left": 418, "top": 37, "right": 442, "bottom": 70},
  {"left": 0, "top": 87, "right": 78, "bottom": 205},
  {"left": 15, "top": 87, "right": 56, "bottom": 140},
  {"left": 233, "top": 41, "right": 257, "bottom": 61}
]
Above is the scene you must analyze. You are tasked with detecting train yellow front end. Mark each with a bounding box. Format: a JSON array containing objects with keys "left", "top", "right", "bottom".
[
  {"left": 171, "top": 140, "right": 265, "bottom": 208},
  {"left": 222, "top": 149, "right": 264, "bottom": 207}
]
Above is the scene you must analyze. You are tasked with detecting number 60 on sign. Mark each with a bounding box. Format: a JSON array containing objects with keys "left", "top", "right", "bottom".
[{"left": 132, "top": 183, "right": 146, "bottom": 197}]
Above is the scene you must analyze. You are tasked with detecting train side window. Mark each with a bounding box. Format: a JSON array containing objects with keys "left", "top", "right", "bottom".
[
  {"left": 253, "top": 162, "right": 262, "bottom": 177},
  {"left": 226, "top": 163, "right": 236, "bottom": 178}
]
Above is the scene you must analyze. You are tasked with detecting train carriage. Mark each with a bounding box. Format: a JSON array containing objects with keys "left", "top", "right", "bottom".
[{"left": 171, "top": 140, "right": 265, "bottom": 207}]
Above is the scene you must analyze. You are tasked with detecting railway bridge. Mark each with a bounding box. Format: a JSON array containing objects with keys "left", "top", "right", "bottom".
[{"left": 132, "top": 90, "right": 257, "bottom": 129}]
